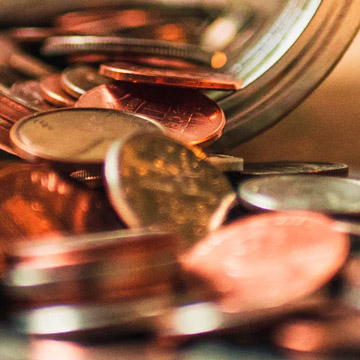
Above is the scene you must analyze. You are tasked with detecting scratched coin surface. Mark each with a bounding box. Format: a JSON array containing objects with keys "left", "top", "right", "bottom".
[
  {"left": 60, "top": 64, "right": 112, "bottom": 98},
  {"left": 100, "top": 62, "right": 242, "bottom": 90},
  {"left": 239, "top": 175, "right": 360, "bottom": 215},
  {"left": 242, "top": 161, "right": 349, "bottom": 177},
  {"left": 10, "top": 108, "right": 165, "bottom": 168},
  {"left": 182, "top": 211, "right": 349, "bottom": 313},
  {"left": 75, "top": 82, "right": 225, "bottom": 146},
  {"left": 39, "top": 74, "right": 76, "bottom": 107},
  {"left": 104, "top": 132, "right": 236, "bottom": 251}
]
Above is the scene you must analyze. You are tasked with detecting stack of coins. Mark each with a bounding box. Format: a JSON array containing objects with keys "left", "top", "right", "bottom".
[{"left": 1, "top": 2, "right": 360, "bottom": 359}]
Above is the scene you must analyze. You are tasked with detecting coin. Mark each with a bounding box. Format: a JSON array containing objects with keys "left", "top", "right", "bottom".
[
  {"left": 39, "top": 74, "right": 76, "bottom": 107},
  {"left": 10, "top": 80, "right": 56, "bottom": 111},
  {"left": 0, "top": 91, "right": 36, "bottom": 122},
  {"left": 104, "top": 132, "right": 236, "bottom": 251},
  {"left": 42, "top": 36, "right": 214, "bottom": 65},
  {"left": 206, "top": 154, "right": 244, "bottom": 172},
  {"left": 60, "top": 64, "right": 112, "bottom": 98},
  {"left": 0, "top": 116, "right": 16, "bottom": 154},
  {"left": 75, "top": 82, "right": 225, "bottom": 146},
  {"left": 182, "top": 211, "right": 349, "bottom": 313},
  {"left": 10, "top": 108, "right": 165, "bottom": 170},
  {"left": 7, "top": 27, "right": 55, "bottom": 44},
  {"left": 99, "top": 62, "right": 242, "bottom": 90},
  {"left": 241, "top": 161, "right": 349, "bottom": 177},
  {"left": 239, "top": 175, "right": 360, "bottom": 215}
]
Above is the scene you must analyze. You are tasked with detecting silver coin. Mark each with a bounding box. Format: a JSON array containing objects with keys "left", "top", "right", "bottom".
[
  {"left": 10, "top": 108, "right": 165, "bottom": 169},
  {"left": 239, "top": 175, "right": 360, "bottom": 214},
  {"left": 42, "top": 36, "right": 214, "bottom": 65}
]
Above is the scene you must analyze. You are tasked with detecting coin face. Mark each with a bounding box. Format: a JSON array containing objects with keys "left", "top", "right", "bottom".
[
  {"left": 10, "top": 108, "right": 165, "bottom": 168},
  {"left": 104, "top": 132, "right": 236, "bottom": 251},
  {"left": 242, "top": 161, "right": 349, "bottom": 177},
  {"left": 75, "top": 83, "right": 225, "bottom": 146},
  {"left": 182, "top": 211, "right": 349, "bottom": 313},
  {"left": 100, "top": 62, "right": 242, "bottom": 90},
  {"left": 239, "top": 175, "right": 360, "bottom": 214},
  {"left": 39, "top": 74, "right": 76, "bottom": 107},
  {"left": 60, "top": 65, "right": 112, "bottom": 98}
]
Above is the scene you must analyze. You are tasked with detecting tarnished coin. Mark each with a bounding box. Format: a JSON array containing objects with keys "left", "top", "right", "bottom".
[
  {"left": 10, "top": 81, "right": 56, "bottom": 111},
  {"left": 75, "top": 82, "right": 225, "bottom": 146},
  {"left": 104, "top": 132, "right": 236, "bottom": 251},
  {"left": 42, "top": 36, "right": 214, "bottom": 65},
  {"left": 0, "top": 91, "right": 36, "bottom": 122},
  {"left": 206, "top": 154, "right": 244, "bottom": 172},
  {"left": 100, "top": 62, "right": 242, "bottom": 90},
  {"left": 60, "top": 65, "right": 112, "bottom": 98},
  {"left": 182, "top": 211, "right": 349, "bottom": 313},
  {"left": 239, "top": 175, "right": 360, "bottom": 215},
  {"left": 10, "top": 108, "right": 165, "bottom": 169},
  {"left": 39, "top": 74, "right": 76, "bottom": 107},
  {"left": 242, "top": 161, "right": 349, "bottom": 177}
]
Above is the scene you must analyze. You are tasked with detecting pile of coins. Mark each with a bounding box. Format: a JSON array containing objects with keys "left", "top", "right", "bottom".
[{"left": 1, "top": 3, "right": 360, "bottom": 359}]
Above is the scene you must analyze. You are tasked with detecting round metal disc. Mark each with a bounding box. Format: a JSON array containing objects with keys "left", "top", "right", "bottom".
[
  {"left": 104, "top": 132, "right": 236, "bottom": 252},
  {"left": 239, "top": 175, "right": 360, "bottom": 214},
  {"left": 10, "top": 108, "right": 165, "bottom": 168}
]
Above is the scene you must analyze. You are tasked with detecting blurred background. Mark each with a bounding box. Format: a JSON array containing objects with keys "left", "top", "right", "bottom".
[{"left": 235, "top": 29, "right": 360, "bottom": 170}]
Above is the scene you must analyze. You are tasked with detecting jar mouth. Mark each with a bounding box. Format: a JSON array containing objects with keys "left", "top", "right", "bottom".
[{"left": 213, "top": 0, "right": 360, "bottom": 151}]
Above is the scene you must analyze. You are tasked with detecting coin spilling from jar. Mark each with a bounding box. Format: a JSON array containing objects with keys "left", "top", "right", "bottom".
[{"left": 0, "top": 3, "right": 360, "bottom": 359}]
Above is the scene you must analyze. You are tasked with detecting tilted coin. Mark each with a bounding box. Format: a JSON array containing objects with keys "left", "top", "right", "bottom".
[
  {"left": 206, "top": 154, "right": 244, "bottom": 172},
  {"left": 42, "top": 36, "right": 214, "bottom": 65},
  {"left": 69, "top": 169, "right": 103, "bottom": 188},
  {"left": 99, "top": 62, "right": 242, "bottom": 90},
  {"left": 239, "top": 175, "right": 360, "bottom": 215},
  {"left": 182, "top": 211, "right": 349, "bottom": 313},
  {"left": 0, "top": 91, "right": 36, "bottom": 122},
  {"left": 241, "top": 161, "right": 349, "bottom": 177},
  {"left": 7, "top": 27, "right": 55, "bottom": 43},
  {"left": 75, "top": 82, "right": 225, "bottom": 146},
  {"left": 39, "top": 74, "right": 76, "bottom": 107},
  {"left": 10, "top": 80, "right": 56, "bottom": 111},
  {"left": 0, "top": 116, "right": 17, "bottom": 154},
  {"left": 10, "top": 108, "right": 165, "bottom": 170},
  {"left": 60, "top": 65, "right": 112, "bottom": 98},
  {"left": 104, "top": 132, "right": 236, "bottom": 252}
]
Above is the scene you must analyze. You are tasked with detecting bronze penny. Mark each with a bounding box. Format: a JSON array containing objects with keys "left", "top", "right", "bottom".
[
  {"left": 10, "top": 81, "right": 56, "bottom": 111},
  {"left": 182, "top": 211, "right": 349, "bottom": 313},
  {"left": 0, "top": 90, "right": 36, "bottom": 122},
  {"left": 10, "top": 108, "right": 165, "bottom": 170},
  {"left": 104, "top": 132, "right": 236, "bottom": 252},
  {"left": 60, "top": 65, "right": 112, "bottom": 98},
  {"left": 0, "top": 115, "right": 16, "bottom": 154},
  {"left": 100, "top": 62, "right": 242, "bottom": 90},
  {"left": 39, "top": 74, "right": 76, "bottom": 107},
  {"left": 75, "top": 82, "right": 225, "bottom": 146}
]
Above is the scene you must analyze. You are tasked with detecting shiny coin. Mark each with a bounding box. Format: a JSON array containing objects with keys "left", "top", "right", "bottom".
[
  {"left": 0, "top": 91, "right": 36, "bottom": 122},
  {"left": 60, "top": 65, "right": 112, "bottom": 98},
  {"left": 42, "top": 36, "right": 214, "bottom": 65},
  {"left": 39, "top": 74, "right": 76, "bottom": 107},
  {"left": 105, "top": 132, "right": 236, "bottom": 252},
  {"left": 69, "top": 169, "right": 103, "bottom": 188},
  {"left": 10, "top": 108, "right": 165, "bottom": 170},
  {"left": 239, "top": 175, "right": 360, "bottom": 215},
  {"left": 242, "top": 161, "right": 349, "bottom": 177},
  {"left": 100, "top": 62, "right": 242, "bottom": 90},
  {"left": 10, "top": 81, "right": 56, "bottom": 111},
  {"left": 182, "top": 211, "right": 349, "bottom": 313},
  {"left": 75, "top": 82, "right": 225, "bottom": 146},
  {"left": 206, "top": 154, "right": 244, "bottom": 172}
]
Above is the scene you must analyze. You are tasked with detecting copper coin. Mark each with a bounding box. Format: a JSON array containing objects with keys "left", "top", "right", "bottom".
[
  {"left": 182, "top": 211, "right": 349, "bottom": 313},
  {"left": 239, "top": 175, "right": 360, "bottom": 215},
  {"left": 39, "top": 74, "right": 76, "bottom": 107},
  {"left": 7, "top": 27, "right": 55, "bottom": 43},
  {"left": 42, "top": 36, "right": 213, "bottom": 65},
  {"left": 0, "top": 90, "right": 36, "bottom": 122},
  {"left": 0, "top": 115, "right": 16, "bottom": 154},
  {"left": 242, "top": 161, "right": 349, "bottom": 177},
  {"left": 100, "top": 62, "right": 242, "bottom": 90},
  {"left": 10, "top": 81, "right": 56, "bottom": 111},
  {"left": 10, "top": 108, "right": 165, "bottom": 170},
  {"left": 60, "top": 65, "right": 112, "bottom": 98},
  {"left": 104, "top": 132, "right": 236, "bottom": 252},
  {"left": 0, "top": 163, "right": 123, "bottom": 245},
  {"left": 75, "top": 82, "right": 225, "bottom": 146}
]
